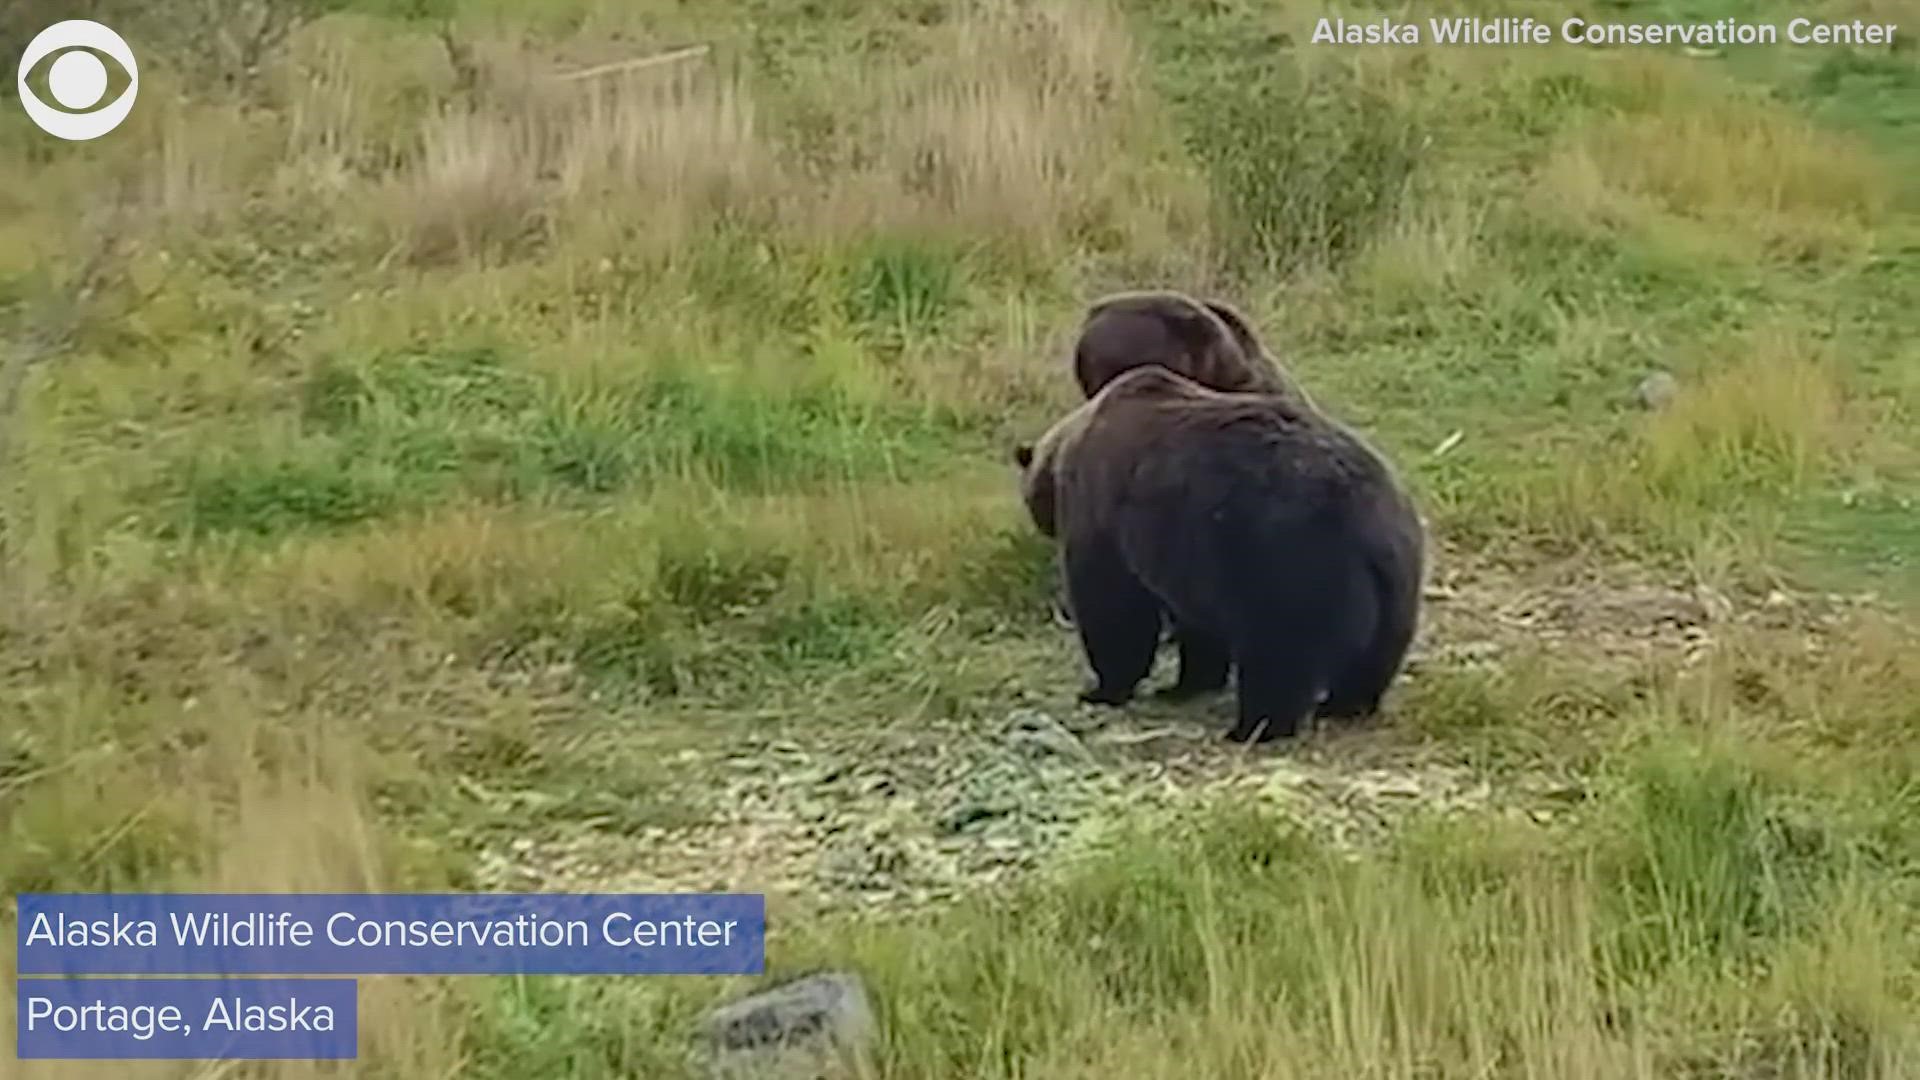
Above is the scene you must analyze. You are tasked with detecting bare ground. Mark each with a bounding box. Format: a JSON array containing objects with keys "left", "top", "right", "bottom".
[{"left": 460, "top": 540, "right": 1891, "bottom": 915}]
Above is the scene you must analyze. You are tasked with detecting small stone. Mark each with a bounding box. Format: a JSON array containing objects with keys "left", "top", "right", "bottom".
[
  {"left": 1633, "top": 371, "right": 1679, "bottom": 411},
  {"left": 1005, "top": 710, "right": 1089, "bottom": 761},
  {"left": 1693, "top": 585, "right": 1735, "bottom": 623},
  {"left": 1537, "top": 781, "right": 1587, "bottom": 803},
  {"left": 937, "top": 800, "right": 1005, "bottom": 834},
  {"left": 700, "top": 971, "right": 876, "bottom": 1079}
]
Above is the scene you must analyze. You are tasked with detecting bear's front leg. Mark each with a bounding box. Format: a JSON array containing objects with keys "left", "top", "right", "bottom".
[{"left": 1063, "top": 542, "right": 1162, "bottom": 707}]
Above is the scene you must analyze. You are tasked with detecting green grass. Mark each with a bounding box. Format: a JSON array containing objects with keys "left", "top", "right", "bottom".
[
  {"left": 163, "top": 341, "right": 976, "bottom": 539},
  {"left": 4, "top": 0, "right": 1920, "bottom": 1076}
]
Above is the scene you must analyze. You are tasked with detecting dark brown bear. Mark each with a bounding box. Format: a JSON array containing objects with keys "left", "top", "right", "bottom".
[
  {"left": 1053, "top": 290, "right": 1315, "bottom": 640},
  {"left": 1071, "top": 289, "right": 1312, "bottom": 405},
  {"left": 1014, "top": 365, "right": 1423, "bottom": 742}
]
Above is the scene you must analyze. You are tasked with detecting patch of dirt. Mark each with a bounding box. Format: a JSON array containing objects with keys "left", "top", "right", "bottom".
[
  {"left": 1411, "top": 541, "right": 1882, "bottom": 673},
  {"left": 473, "top": 707, "right": 1501, "bottom": 912},
  {"left": 469, "top": 542, "right": 1884, "bottom": 912}
]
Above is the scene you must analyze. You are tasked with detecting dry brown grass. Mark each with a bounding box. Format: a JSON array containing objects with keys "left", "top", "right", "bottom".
[
  {"left": 1531, "top": 69, "right": 1890, "bottom": 262},
  {"left": 378, "top": 107, "right": 553, "bottom": 267},
  {"left": 1494, "top": 322, "right": 1860, "bottom": 557},
  {"left": 1351, "top": 179, "right": 1492, "bottom": 302},
  {"left": 1641, "top": 326, "right": 1857, "bottom": 497},
  {"left": 258, "top": 0, "right": 1192, "bottom": 271}
]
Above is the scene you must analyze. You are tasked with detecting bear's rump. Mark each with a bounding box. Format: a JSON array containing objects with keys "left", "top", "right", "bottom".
[{"left": 1112, "top": 486, "right": 1376, "bottom": 661}]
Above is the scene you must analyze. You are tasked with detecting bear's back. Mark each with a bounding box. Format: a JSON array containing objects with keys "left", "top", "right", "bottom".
[{"left": 1085, "top": 365, "right": 1394, "bottom": 500}]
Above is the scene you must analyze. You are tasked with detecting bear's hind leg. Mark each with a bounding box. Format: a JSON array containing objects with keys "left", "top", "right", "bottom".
[
  {"left": 1317, "top": 541, "right": 1416, "bottom": 722},
  {"left": 1225, "top": 657, "right": 1325, "bottom": 743},
  {"left": 1222, "top": 549, "right": 1370, "bottom": 743},
  {"left": 1314, "top": 617, "right": 1392, "bottom": 719},
  {"left": 1314, "top": 686, "right": 1381, "bottom": 721},
  {"left": 1318, "top": 607, "right": 1413, "bottom": 719},
  {"left": 1156, "top": 621, "right": 1231, "bottom": 700},
  {"left": 1064, "top": 543, "right": 1162, "bottom": 707}
]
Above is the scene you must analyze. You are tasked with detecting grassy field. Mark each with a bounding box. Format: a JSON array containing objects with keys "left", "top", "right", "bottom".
[{"left": 3, "top": 0, "right": 1919, "bottom": 1075}]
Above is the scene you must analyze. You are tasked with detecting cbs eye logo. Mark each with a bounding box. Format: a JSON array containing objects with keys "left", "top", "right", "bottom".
[{"left": 16, "top": 20, "right": 139, "bottom": 141}]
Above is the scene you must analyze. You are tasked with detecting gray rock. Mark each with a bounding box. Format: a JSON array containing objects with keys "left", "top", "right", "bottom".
[
  {"left": 1003, "top": 709, "right": 1090, "bottom": 761},
  {"left": 1633, "top": 370, "right": 1679, "bottom": 411},
  {"left": 937, "top": 798, "right": 1010, "bottom": 834},
  {"left": 700, "top": 971, "right": 876, "bottom": 1079}
]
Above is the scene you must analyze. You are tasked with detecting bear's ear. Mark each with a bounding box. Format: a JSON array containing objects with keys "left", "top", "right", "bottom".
[
  {"left": 1168, "top": 304, "right": 1227, "bottom": 351},
  {"left": 1203, "top": 298, "right": 1267, "bottom": 352},
  {"left": 1201, "top": 299, "right": 1255, "bottom": 339},
  {"left": 1013, "top": 443, "right": 1034, "bottom": 469}
]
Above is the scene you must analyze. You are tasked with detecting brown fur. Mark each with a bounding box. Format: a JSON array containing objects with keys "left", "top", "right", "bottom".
[
  {"left": 1014, "top": 365, "right": 1423, "bottom": 742},
  {"left": 1070, "top": 289, "right": 1310, "bottom": 404}
]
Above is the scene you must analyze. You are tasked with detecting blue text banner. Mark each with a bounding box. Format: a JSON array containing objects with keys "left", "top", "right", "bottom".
[{"left": 17, "top": 893, "right": 767, "bottom": 975}]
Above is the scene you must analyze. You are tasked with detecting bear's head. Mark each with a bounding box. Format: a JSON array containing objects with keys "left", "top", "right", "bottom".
[
  {"left": 1074, "top": 291, "right": 1241, "bottom": 397},
  {"left": 1011, "top": 398, "right": 1098, "bottom": 540},
  {"left": 1074, "top": 289, "right": 1311, "bottom": 406}
]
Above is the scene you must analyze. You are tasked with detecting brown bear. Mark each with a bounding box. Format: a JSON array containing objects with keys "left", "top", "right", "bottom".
[
  {"left": 1052, "top": 289, "right": 1315, "bottom": 639},
  {"left": 1070, "top": 289, "right": 1312, "bottom": 405},
  {"left": 1013, "top": 364, "right": 1424, "bottom": 742}
]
